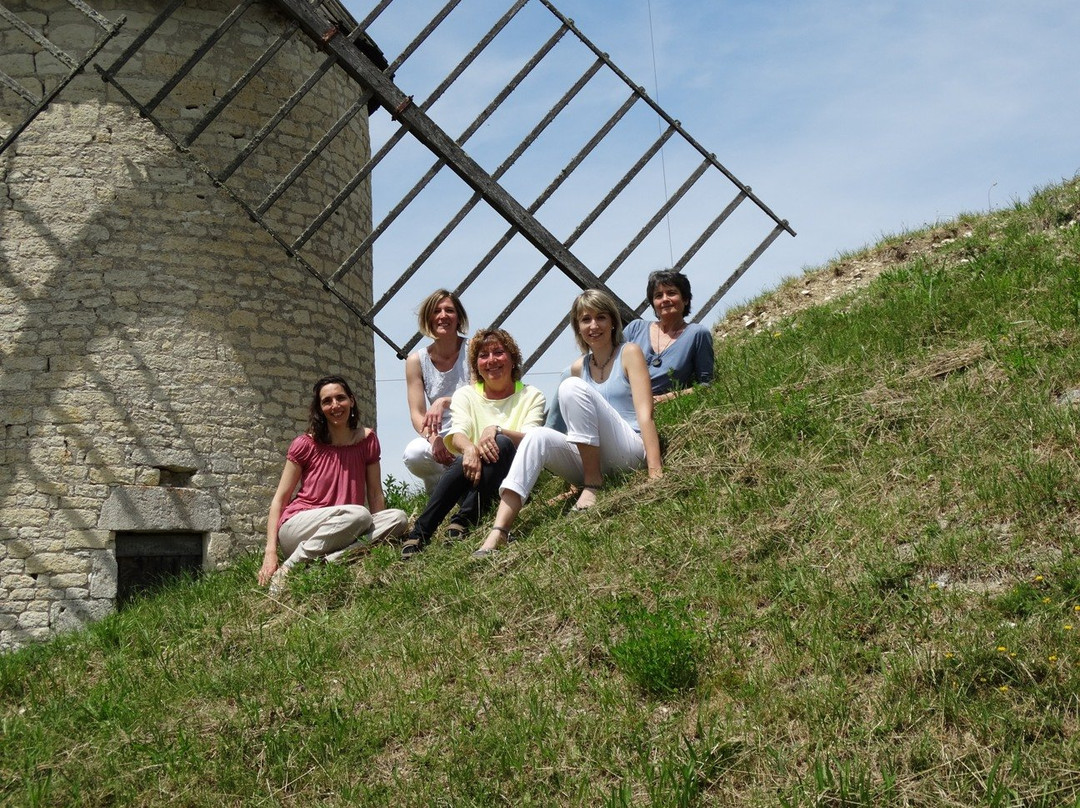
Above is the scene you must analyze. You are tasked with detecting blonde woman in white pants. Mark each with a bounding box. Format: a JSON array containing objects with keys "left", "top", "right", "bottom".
[
  {"left": 472, "top": 290, "right": 663, "bottom": 557},
  {"left": 402, "top": 290, "right": 470, "bottom": 494}
]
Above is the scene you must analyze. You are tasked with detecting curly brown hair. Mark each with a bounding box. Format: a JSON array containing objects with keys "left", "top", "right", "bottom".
[{"left": 467, "top": 328, "right": 523, "bottom": 384}]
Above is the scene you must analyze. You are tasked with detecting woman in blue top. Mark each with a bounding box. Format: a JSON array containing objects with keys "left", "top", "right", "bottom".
[
  {"left": 543, "top": 269, "right": 714, "bottom": 435},
  {"left": 623, "top": 268, "right": 714, "bottom": 402},
  {"left": 472, "top": 290, "right": 663, "bottom": 557}
]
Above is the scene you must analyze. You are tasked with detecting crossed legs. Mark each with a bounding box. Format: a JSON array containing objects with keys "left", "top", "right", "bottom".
[{"left": 278, "top": 504, "right": 409, "bottom": 569}]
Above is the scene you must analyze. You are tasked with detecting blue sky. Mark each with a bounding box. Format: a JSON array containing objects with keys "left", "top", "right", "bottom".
[{"left": 343, "top": 0, "right": 1080, "bottom": 484}]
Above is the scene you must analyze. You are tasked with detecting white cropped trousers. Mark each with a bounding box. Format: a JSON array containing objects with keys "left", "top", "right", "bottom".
[
  {"left": 500, "top": 375, "right": 644, "bottom": 502},
  {"left": 402, "top": 436, "right": 449, "bottom": 494}
]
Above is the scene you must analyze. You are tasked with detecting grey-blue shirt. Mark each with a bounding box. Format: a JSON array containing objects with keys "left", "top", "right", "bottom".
[{"left": 623, "top": 319, "right": 714, "bottom": 394}]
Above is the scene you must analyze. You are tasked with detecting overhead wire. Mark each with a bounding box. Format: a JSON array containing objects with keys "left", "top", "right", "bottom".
[{"left": 646, "top": 0, "right": 675, "bottom": 266}]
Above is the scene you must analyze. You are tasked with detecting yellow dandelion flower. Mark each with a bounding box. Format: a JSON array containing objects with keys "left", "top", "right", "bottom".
[
  {"left": 944, "top": 652, "right": 954, "bottom": 659},
  {"left": 1043, "top": 597, "right": 1052, "bottom": 604},
  {"left": 1035, "top": 575, "right": 1044, "bottom": 582},
  {"left": 1049, "top": 655, "right": 1058, "bottom": 663},
  {"left": 1066, "top": 625, "right": 1074, "bottom": 631},
  {"left": 997, "top": 646, "right": 1007, "bottom": 652},
  {"left": 998, "top": 685, "right": 1009, "bottom": 692},
  {"left": 1074, "top": 605, "right": 1080, "bottom": 612},
  {"left": 1009, "top": 652, "right": 1017, "bottom": 658}
]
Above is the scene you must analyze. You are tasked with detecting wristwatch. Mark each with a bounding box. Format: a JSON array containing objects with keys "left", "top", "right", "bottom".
[{"left": 495, "top": 425, "right": 503, "bottom": 436}]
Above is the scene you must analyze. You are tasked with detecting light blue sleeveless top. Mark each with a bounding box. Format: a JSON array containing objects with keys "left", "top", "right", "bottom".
[{"left": 582, "top": 343, "right": 639, "bottom": 432}]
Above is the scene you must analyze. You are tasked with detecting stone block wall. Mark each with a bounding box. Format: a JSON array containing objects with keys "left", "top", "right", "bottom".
[{"left": 0, "top": 0, "right": 376, "bottom": 648}]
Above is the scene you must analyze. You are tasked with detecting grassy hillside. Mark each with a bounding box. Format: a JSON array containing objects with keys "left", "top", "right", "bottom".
[{"left": 3, "top": 178, "right": 1080, "bottom": 806}]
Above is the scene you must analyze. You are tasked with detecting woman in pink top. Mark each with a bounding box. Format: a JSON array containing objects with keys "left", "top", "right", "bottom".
[{"left": 258, "top": 375, "right": 409, "bottom": 594}]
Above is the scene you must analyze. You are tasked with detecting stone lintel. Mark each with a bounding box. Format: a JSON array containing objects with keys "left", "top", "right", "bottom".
[{"left": 98, "top": 486, "right": 220, "bottom": 532}]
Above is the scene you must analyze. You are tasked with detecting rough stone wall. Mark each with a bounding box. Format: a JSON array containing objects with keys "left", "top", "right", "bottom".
[{"left": 0, "top": 0, "right": 375, "bottom": 648}]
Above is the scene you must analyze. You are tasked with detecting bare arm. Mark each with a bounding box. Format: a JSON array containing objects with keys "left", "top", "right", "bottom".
[
  {"left": 365, "top": 457, "right": 387, "bottom": 512},
  {"left": 654, "top": 387, "right": 696, "bottom": 404},
  {"left": 451, "top": 430, "right": 483, "bottom": 486},
  {"left": 407, "top": 352, "right": 453, "bottom": 463},
  {"left": 405, "top": 352, "right": 429, "bottom": 434},
  {"left": 258, "top": 459, "right": 301, "bottom": 585},
  {"left": 623, "top": 343, "right": 663, "bottom": 478}
]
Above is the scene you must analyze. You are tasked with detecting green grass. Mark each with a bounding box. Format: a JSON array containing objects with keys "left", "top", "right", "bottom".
[{"left": 3, "top": 177, "right": 1080, "bottom": 805}]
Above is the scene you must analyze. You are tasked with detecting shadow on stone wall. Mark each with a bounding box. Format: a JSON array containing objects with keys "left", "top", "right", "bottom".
[{"left": 0, "top": 53, "right": 374, "bottom": 647}]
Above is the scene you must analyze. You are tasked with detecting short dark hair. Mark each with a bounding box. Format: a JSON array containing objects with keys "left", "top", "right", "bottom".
[
  {"left": 646, "top": 269, "right": 693, "bottom": 317},
  {"left": 307, "top": 375, "right": 359, "bottom": 443}
]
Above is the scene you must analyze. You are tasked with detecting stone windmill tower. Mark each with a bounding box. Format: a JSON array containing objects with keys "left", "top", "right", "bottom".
[
  {"left": 1, "top": 0, "right": 793, "bottom": 649},
  {"left": 1, "top": 0, "right": 384, "bottom": 647}
]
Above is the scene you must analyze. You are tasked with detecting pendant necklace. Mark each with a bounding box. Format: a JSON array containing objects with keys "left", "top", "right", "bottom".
[
  {"left": 651, "top": 322, "right": 684, "bottom": 367},
  {"left": 590, "top": 349, "right": 615, "bottom": 382}
]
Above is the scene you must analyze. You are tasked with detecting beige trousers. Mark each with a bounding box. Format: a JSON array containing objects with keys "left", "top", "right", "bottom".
[{"left": 278, "top": 505, "right": 408, "bottom": 567}]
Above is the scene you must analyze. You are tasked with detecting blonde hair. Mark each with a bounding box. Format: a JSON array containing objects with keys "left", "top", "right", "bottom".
[
  {"left": 569, "top": 289, "right": 625, "bottom": 354},
  {"left": 417, "top": 289, "right": 469, "bottom": 339}
]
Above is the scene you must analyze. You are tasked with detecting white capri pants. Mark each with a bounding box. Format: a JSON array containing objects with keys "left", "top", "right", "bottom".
[
  {"left": 278, "top": 504, "right": 408, "bottom": 567},
  {"left": 403, "top": 436, "right": 450, "bottom": 495},
  {"left": 501, "top": 375, "right": 644, "bottom": 502}
]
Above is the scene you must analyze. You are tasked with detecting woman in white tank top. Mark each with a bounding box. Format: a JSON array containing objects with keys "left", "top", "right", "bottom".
[{"left": 403, "top": 290, "right": 471, "bottom": 494}]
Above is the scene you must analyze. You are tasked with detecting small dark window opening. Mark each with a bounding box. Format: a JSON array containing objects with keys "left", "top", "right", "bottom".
[
  {"left": 156, "top": 467, "right": 195, "bottom": 487},
  {"left": 115, "top": 532, "right": 203, "bottom": 605}
]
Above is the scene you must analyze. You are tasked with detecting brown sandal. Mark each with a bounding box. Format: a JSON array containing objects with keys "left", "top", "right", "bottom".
[{"left": 400, "top": 535, "right": 427, "bottom": 560}]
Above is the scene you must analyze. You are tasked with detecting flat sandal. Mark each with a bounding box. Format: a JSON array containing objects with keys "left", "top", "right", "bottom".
[{"left": 471, "top": 526, "right": 510, "bottom": 559}]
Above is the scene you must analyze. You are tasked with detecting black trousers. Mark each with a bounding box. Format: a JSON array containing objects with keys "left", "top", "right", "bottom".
[{"left": 409, "top": 434, "right": 516, "bottom": 541}]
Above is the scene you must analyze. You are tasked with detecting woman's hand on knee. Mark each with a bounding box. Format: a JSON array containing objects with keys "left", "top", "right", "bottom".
[
  {"left": 477, "top": 426, "right": 503, "bottom": 464},
  {"left": 462, "top": 446, "right": 483, "bottom": 485},
  {"left": 432, "top": 437, "right": 453, "bottom": 465}
]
